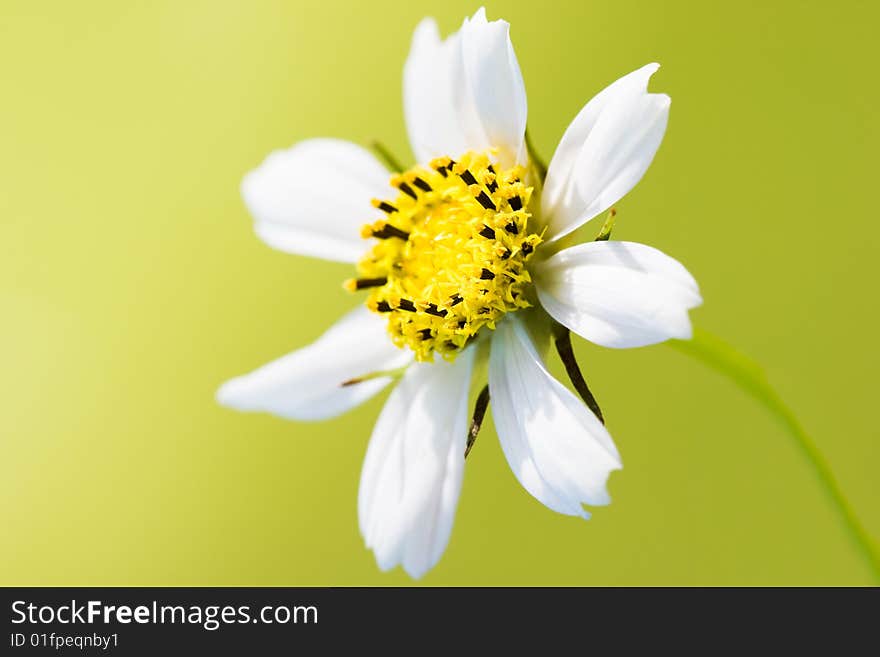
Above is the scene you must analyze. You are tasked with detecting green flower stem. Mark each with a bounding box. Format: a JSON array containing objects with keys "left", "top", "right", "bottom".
[{"left": 669, "top": 328, "right": 880, "bottom": 581}]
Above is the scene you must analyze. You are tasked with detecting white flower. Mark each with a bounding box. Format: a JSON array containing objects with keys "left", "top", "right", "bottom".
[{"left": 218, "top": 7, "right": 700, "bottom": 579}]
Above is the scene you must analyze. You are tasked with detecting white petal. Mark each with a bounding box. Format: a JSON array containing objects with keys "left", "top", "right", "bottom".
[
  {"left": 217, "top": 306, "right": 411, "bottom": 421},
  {"left": 358, "top": 348, "right": 475, "bottom": 579},
  {"left": 542, "top": 64, "right": 658, "bottom": 222},
  {"left": 403, "top": 9, "right": 527, "bottom": 166},
  {"left": 542, "top": 64, "right": 669, "bottom": 242},
  {"left": 458, "top": 8, "right": 528, "bottom": 164},
  {"left": 489, "top": 316, "right": 621, "bottom": 517},
  {"left": 535, "top": 240, "right": 701, "bottom": 348},
  {"left": 242, "top": 139, "right": 391, "bottom": 263},
  {"left": 403, "top": 19, "right": 470, "bottom": 165}
]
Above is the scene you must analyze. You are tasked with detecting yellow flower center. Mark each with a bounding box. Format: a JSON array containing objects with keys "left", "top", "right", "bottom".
[{"left": 346, "top": 151, "right": 542, "bottom": 362}]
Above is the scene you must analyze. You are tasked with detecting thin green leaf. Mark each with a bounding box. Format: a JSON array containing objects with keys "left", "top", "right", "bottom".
[{"left": 669, "top": 328, "right": 880, "bottom": 581}]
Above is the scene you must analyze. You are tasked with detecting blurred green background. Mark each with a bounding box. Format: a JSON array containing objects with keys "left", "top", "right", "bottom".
[{"left": 1, "top": 0, "right": 877, "bottom": 585}]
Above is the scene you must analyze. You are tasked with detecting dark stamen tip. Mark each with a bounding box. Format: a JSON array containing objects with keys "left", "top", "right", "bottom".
[
  {"left": 372, "top": 224, "right": 410, "bottom": 240},
  {"left": 377, "top": 201, "right": 398, "bottom": 214},
  {"left": 480, "top": 268, "right": 495, "bottom": 280},
  {"left": 509, "top": 195, "right": 523, "bottom": 211},
  {"left": 354, "top": 276, "right": 387, "bottom": 290},
  {"left": 398, "top": 181, "right": 418, "bottom": 200},
  {"left": 398, "top": 299, "right": 417, "bottom": 312},
  {"left": 459, "top": 169, "right": 478, "bottom": 186},
  {"left": 425, "top": 303, "right": 448, "bottom": 317},
  {"left": 412, "top": 177, "right": 432, "bottom": 192},
  {"left": 479, "top": 225, "right": 496, "bottom": 240},
  {"left": 476, "top": 191, "right": 497, "bottom": 211}
]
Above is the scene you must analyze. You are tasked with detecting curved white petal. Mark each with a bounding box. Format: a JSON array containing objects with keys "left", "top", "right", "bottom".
[
  {"left": 542, "top": 64, "right": 658, "bottom": 222},
  {"left": 217, "top": 306, "right": 411, "bottom": 421},
  {"left": 542, "top": 64, "right": 669, "bottom": 242},
  {"left": 242, "top": 139, "right": 391, "bottom": 262},
  {"left": 458, "top": 8, "right": 528, "bottom": 164},
  {"left": 489, "top": 316, "right": 621, "bottom": 518},
  {"left": 404, "top": 9, "right": 527, "bottom": 166},
  {"left": 358, "top": 347, "right": 475, "bottom": 579},
  {"left": 535, "top": 240, "right": 701, "bottom": 348},
  {"left": 403, "top": 19, "right": 470, "bottom": 165}
]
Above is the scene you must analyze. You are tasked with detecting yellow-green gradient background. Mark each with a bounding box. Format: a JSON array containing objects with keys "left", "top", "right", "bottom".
[{"left": 2, "top": 0, "right": 877, "bottom": 585}]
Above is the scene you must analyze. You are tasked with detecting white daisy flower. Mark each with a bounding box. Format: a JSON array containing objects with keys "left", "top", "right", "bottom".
[{"left": 218, "top": 7, "right": 701, "bottom": 579}]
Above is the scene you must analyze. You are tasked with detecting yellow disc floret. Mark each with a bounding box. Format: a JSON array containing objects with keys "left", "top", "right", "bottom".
[{"left": 345, "top": 151, "right": 542, "bottom": 362}]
